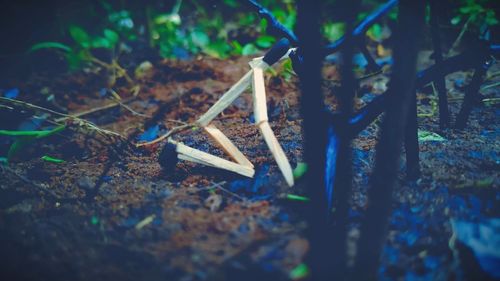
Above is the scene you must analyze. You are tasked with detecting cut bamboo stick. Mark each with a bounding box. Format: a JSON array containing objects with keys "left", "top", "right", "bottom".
[
  {"left": 249, "top": 57, "right": 269, "bottom": 69},
  {"left": 176, "top": 142, "right": 255, "bottom": 178},
  {"left": 196, "top": 70, "right": 252, "bottom": 127},
  {"left": 196, "top": 57, "right": 272, "bottom": 127},
  {"left": 203, "top": 124, "right": 254, "bottom": 168},
  {"left": 251, "top": 66, "right": 269, "bottom": 124},
  {"left": 174, "top": 53, "right": 298, "bottom": 182},
  {"left": 258, "top": 121, "right": 294, "bottom": 187}
]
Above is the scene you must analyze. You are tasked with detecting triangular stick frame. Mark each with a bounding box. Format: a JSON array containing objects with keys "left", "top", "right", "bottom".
[{"left": 174, "top": 54, "right": 294, "bottom": 187}]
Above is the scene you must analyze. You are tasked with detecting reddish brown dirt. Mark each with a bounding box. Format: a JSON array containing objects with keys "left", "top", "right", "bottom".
[{"left": 0, "top": 52, "right": 498, "bottom": 281}]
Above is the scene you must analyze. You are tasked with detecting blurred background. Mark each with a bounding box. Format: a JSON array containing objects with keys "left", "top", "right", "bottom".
[{"left": 1, "top": 0, "right": 497, "bottom": 80}]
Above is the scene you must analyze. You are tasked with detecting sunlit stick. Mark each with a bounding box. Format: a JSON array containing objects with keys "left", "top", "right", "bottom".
[
  {"left": 203, "top": 124, "right": 254, "bottom": 168},
  {"left": 175, "top": 141, "right": 255, "bottom": 178},
  {"left": 251, "top": 65, "right": 269, "bottom": 124},
  {"left": 258, "top": 121, "right": 294, "bottom": 187}
]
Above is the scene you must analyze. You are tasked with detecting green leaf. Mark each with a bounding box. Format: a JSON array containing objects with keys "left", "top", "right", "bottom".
[
  {"left": 241, "top": 43, "right": 258, "bottom": 56},
  {"left": 35, "top": 125, "right": 65, "bottom": 139},
  {"left": 486, "top": 11, "right": 499, "bottom": 26},
  {"left": 154, "top": 13, "right": 181, "bottom": 25},
  {"left": 0, "top": 126, "right": 64, "bottom": 138},
  {"left": 90, "top": 216, "right": 99, "bottom": 225},
  {"left": 66, "top": 49, "right": 93, "bottom": 70},
  {"left": 7, "top": 136, "right": 36, "bottom": 160},
  {"left": 238, "top": 13, "right": 255, "bottom": 26},
  {"left": 41, "top": 155, "right": 65, "bottom": 163},
  {"left": 91, "top": 37, "right": 112, "bottom": 49},
  {"left": 418, "top": 130, "right": 446, "bottom": 142},
  {"left": 357, "top": 12, "right": 368, "bottom": 22},
  {"left": 0, "top": 129, "right": 50, "bottom": 137},
  {"left": 4, "top": 125, "right": 66, "bottom": 160},
  {"left": 388, "top": 8, "right": 398, "bottom": 21},
  {"left": 223, "top": 0, "right": 238, "bottom": 8},
  {"left": 69, "top": 25, "right": 91, "bottom": 48},
  {"left": 256, "top": 35, "right": 275, "bottom": 48},
  {"left": 286, "top": 194, "right": 310, "bottom": 202},
  {"left": 293, "top": 162, "right": 308, "bottom": 180},
  {"left": 259, "top": 18, "right": 268, "bottom": 32},
  {"left": 104, "top": 29, "right": 119, "bottom": 45},
  {"left": 289, "top": 263, "right": 309, "bottom": 280},
  {"left": 451, "top": 15, "right": 462, "bottom": 25},
  {"left": 476, "top": 177, "right": 494, "bottom": 188},
  {"left": 191, "top": 30, "right": 210, "bottom": 47},
  {"left": 324, "top": 22, "right": 345, "bottom": 42},
  {"left": 29, "top": 42, "right": 72, "bottom": 53},
  {"left": 230, "top": 41, "right": 243, "bottom": 55},
  {"left": 367, "top": 23, "right": 383, "bottom": 42},
  {"left": 203, "top": 41, "right": 231, "bottom": 58}
]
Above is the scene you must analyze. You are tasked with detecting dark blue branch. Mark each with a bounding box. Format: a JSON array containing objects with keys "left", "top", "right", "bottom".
[
  {"left": 490, "top": 44, "right": 500, "bottom": 54},
  {"left": 343, "top": 42, "right": 494, "bottom": 137},
  {"left": 323, "top": 0, "right": 398, "bottom": 56},
  {"left": 416, "top": 43, "right": 491, "bottom": 87},
  {"left": 353, "top": 0, "right": 398, "bottom": 37},
  {"left": 246, "top": 0, "right": 298, "bottom": 45}
]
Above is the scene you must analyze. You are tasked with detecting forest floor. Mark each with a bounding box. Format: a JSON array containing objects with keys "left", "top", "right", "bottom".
[{"left": 0, "top": 51, "right": 498, "bottom": 281}]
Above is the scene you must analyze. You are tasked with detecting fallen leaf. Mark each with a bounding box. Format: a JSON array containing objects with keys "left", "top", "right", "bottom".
[{"left": 418, "top": 130, "right": 446, "bottom": 142}]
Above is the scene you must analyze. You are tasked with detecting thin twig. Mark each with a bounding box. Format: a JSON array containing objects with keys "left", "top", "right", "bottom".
[
  {"left": 135, "top": 123, "right": 194, "bottom": 147},
  {"left": 447, "top": 15, "right": 473, "bottom": 56},
  {"left": 166, "top": 119, "right": 189, "bottom": 125},
  {"left": 54, "top": 100, "right": 127, "bottom": 122},
  {"left": 0, "top": 97, "right": 124, "bottom": 139},
  {"left": 108, "top": 89, "right": 151, "bottom": 118},
  {"left": 112, "top": 60, "right": 134, "bottom": 84},
  {"left": 358, "top": 69, "right": 384, "bottom": 80},
  {"left": 480, "top": 81, "right": 500, "bottom": 91},
  {"left": 484, "top": 71, "right": 500, "bottom": 82},
  {"left": 198, "top": 181, "right": 246, "bottom": 201},
  {"left": 89, "top": 57, "right": 134, "bottom": 85},
  {"left": 118, "top": 102, "right": 151, "bottom": 118}
]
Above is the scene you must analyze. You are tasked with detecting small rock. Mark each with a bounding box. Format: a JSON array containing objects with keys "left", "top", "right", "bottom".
[
  {"left": 134, "top": 61, "right": 154, "bottom": 80},
  {"left": 77, "top": 176, "right": 95, "bottom": 190},
  {"left": 205, "top": 194, "right": 222, "bottom": 212}
]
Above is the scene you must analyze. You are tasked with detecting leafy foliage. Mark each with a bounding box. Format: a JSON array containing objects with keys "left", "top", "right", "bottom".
[
  {"left": 0, "top": 125, "right": 66, "bottom": 162},
  {"left": 27, "top": 0, "right": 498, "bottom": 69},
  {"left": 31, "top": 24, "right": 121, "bottom": 71},
  {"left": 417, "top": 130, "right": 446, "bottom": 142},
  {"left": 451, "top": 0, "right": 498, "bottom": 27}
]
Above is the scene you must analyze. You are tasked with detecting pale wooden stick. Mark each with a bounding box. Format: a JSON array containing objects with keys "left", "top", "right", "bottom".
[
  {"left": 196, "top": 70, "right": 253, "bottom": 127},
  {"left": 196, "top": 58, "right": 272, "bottom": 127},
  {"left": 176, "top": 142, "right": 255, "bottom": 178},
  {"left": 203, "top": 124, "right": 254, "bottom": 168},
  {"left": 258, "top": 121, "right": 294, "bottom": 187},
  {"left": 251, "top": 66, "right": 269, "bottom": 124}
]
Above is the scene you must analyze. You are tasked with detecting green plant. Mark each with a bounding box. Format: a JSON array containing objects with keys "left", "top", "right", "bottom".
[
  {"left": 451, "top": 0, "right": 498, "bottom": 28},
  {"left": 146, "top": 0, "right": 297, "bottom": 59},
  {"left": 30, "top": 25, "right": 132, "bottom": 87},
  {"left": 323, "top": 22, "right": 345, "bottom": 42},
  {"left": 0, "top": 125, "right": 65, "bottom": 162}
]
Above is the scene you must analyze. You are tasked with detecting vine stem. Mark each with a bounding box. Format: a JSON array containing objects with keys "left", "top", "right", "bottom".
[
  {"left": 447, "top": 15, "right": 473, "bottom": 56},
  {"left": 89, "top": 57, "right": 134, "bottom": 85}
]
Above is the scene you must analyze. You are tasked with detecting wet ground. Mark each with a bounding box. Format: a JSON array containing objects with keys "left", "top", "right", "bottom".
[{"left": 0, "top": 52, "right": 498, "bottom": 281}]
